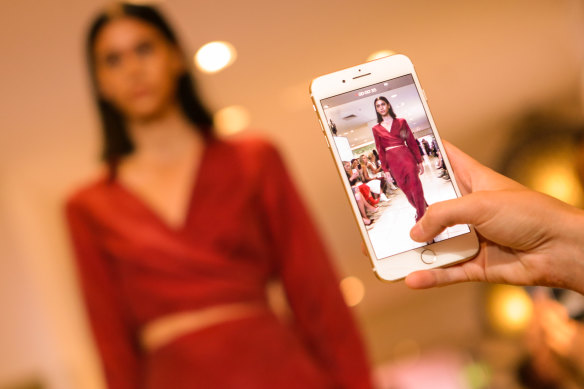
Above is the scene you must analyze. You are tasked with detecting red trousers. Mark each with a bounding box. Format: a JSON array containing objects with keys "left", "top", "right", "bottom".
[
  {"left": 384, "top": 147, "right": 427, "bottom": 221},
  {"left": 144, "top": 313, "right": 334, "bottom": 388}
]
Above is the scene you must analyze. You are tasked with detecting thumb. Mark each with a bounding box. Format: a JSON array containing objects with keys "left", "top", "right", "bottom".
[{"left": 410, "top": 193, "right": 490, "bottom": 242}]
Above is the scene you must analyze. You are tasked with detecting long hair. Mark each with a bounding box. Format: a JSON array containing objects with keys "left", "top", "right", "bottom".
[
  {"left": 374, "top": 96, "right": 396, "bottom": 123},
  {"left": 86, "top": 2, "right": 214, "bottom": 164}
]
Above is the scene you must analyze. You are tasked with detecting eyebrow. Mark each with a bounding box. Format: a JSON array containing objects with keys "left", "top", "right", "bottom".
[{"left": 98, "top": 36, "right": 155, "bottom": 58}]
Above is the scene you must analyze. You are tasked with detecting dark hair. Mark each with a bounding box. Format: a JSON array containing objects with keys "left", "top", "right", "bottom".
[
  {"left": 86, "top": 2, "right": 213, "bottom": 164},
  {"left": 374, "top": 96, "right": 396, "bottom": 123}
]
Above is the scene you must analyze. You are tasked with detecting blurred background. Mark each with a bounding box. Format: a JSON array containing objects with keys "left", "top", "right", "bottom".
[{"left": 1, "top": 0, "right": 584, "bottom": 388}]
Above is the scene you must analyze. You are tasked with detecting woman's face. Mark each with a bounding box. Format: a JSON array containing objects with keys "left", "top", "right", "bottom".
[
  {"left": 343, "top": 161, "right": 351, "bottom": 173},
  {"left": 375, "top": 99, "right": 390, "bottom": 116},
  {"left": 351, "top": 160, "right": 358, "bottom": 169},
  {"left": 359, "top": 155, "right": 367, "bottom": 164},
  {"left": 93, "top": 17, "right": 184, "bottom": 121}
]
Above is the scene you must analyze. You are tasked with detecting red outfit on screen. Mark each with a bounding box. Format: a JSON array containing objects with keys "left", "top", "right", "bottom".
[
  {"left": 65, "top": 137, "right": 371, "bottom": 389},
  {"left": 372, "top": 118, "right": 427, "bottom": 220}
]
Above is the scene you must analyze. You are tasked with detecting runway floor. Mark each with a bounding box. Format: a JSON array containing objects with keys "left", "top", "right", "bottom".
[{"left": 366, "top": 155, "right": 470, "bottom": 259}]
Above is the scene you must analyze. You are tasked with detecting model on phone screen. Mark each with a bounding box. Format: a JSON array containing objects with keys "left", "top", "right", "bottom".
[{"left": 372, "top": 96, "right": 427, "bottom": 222}]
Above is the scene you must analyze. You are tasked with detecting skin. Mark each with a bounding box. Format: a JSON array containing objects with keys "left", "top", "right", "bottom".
[
  {"left": 93, "top": 17, "right": 205, "bottom": 229},
  {"left": 95, "top": 17, "right": 184, "bottom": 122},
  {"left": 374, "top": 99, "right": 390, "bottom": 118},
  {"left": 344, "top": 161, "right": 375, "bottom": 224},
  {"left": 366, "top": 154, "right": 382, "bottom": 174},
  {"left": 404, "top": 141, "right": 584, "bottom": 295},
  {"left": 359, "top": 155, "right": 372, "bottom": 181},
  {"left": 375, "top": 99, "right": 424, "bottom": 175}
]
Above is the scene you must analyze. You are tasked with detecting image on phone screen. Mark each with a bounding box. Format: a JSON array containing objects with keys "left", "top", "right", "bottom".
[{"left": 319, "top": 74, "right": 470, "bottom": 260}]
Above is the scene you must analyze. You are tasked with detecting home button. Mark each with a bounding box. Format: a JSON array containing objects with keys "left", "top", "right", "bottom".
[{"left": 420, "top": 250, "right": 436, "bottom": 265}]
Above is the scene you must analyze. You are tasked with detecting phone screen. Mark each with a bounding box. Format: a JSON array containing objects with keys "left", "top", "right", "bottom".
[{"left": 319, "top": 74, "right": 470, "bottom": 260}]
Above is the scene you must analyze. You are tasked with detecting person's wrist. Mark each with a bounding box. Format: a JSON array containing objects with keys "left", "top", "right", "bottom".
[{"left": 555, "top": 206, "right": 584, "bottom": 294}]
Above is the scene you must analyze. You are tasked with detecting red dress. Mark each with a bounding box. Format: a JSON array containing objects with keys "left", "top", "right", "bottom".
[
  {"left": 372, "top": 118, "right": 427, "bottom": 221},
  {"left": 65, "top": 137, "right": 371, "bottom": 389}
]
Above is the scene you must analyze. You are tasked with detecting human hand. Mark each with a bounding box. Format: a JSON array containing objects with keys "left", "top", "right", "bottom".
[
  {"left": 418, "top": 163, "right": 424, "bottom": 175},
  {"left": 405, "top": 142, "right": 584, "bottom": 294}
]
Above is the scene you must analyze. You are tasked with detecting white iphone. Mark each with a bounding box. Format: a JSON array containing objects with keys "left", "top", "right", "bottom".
[{"left": 309, "top": 54, "right": 479, "bottom": 282}]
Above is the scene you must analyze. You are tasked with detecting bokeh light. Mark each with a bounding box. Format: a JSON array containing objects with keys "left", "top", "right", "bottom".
[
  {"left": 462, "top": 361, "right": 491, "bottom": 389},
  {"left": 487, "top": 285, "right": 533, "bottom": 334},
  {"left": 339, "top": 276, "right": 365, "bottom": 307},
  {"left": 194, "top": 41, "right": 237, "bottom": 73},
  {"left": 531, "top": 161, "right": 583, "bottom": 206},
  {"left": 213, "top": 105, "right": 250, "bottom": 136}
]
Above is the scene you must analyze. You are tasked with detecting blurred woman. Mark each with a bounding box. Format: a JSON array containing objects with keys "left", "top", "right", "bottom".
[
  {"left": 344, "top": 161, "right": 377, "bottom": 225},
  {"left": 65, "top": 3, "right": 371, "bottom": 388},
  {"left": 362, "top": 153, "right": 391, "bottom": 199},
  {"left": 369, "top": 150, "right": 398, "bottom": 192},
  {"left": 372, "top": 96, "right": 427, "bottom": 221},
  {"left": 358, "top": 154, "right": 383, "bottom": 200},
  {"left": 350, "top": 158, "right": 378, "bottom": 206}
]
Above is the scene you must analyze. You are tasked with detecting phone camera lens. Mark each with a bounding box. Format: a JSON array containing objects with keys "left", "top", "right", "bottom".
[{"left": 342, "top": 80, "right": 346, "bottom": 83}]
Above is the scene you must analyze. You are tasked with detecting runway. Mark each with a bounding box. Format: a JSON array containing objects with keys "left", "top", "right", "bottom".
[{"left": 367, "top": 155, "right": 470, "bottom": 259}]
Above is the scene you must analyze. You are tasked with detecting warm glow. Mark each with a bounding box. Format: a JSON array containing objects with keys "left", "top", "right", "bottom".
[
  {"left": 462, "top": 362, "right": 491, "bottom": 388},
  {"left": 488, "top": 285, "right": 533, "bottom": 334},
  {"left": 195, "top": 41, "right": 237, "bottom": 73},
  {"left": 392, "top": 338, "right": 421, "bottom": 360},
  {"left": 367, "top": 50, "right": 396, "bottom": 62},
  {"left": 213, "top": 105, "right": 250, "bottom": 136},
  {"left": 340, "top": 276, "right": 365, "bottom": 307},
  {"left": 531, "top": 162, "right": 583, "bottom": 206}
]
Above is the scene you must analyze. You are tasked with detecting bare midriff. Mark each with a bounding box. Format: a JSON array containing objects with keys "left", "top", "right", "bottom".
[
  {"left": 385, "top": 145, "right": 406, "bottom": 151},
  {"left": 140, "top": 302, "right": 269, "bottom": 351}
]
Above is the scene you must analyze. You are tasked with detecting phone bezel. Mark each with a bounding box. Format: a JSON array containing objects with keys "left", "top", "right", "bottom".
[{"left": 309, "top": 54, "right": 479, "bottom": 281}]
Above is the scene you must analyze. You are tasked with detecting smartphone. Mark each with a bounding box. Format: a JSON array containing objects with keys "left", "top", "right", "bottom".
[{"left": 309, "top": 54, "right": 479, "bottom": 282}]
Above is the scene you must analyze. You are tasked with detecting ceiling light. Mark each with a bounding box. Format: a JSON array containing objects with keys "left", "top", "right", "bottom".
[{"left": 195, "top": 41, "right": 237, "bottom": 73}]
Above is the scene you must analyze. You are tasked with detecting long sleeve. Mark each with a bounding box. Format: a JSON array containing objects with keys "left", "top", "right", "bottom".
[
  {"left": 372, "top": 127, "right": 389, "bottom": 172},
  {"left": 402, "top": 119, "right": 422, "bottom": 164},
  {"left": 257, "top": 143, "right": 372, "bottom": 388},
  {"left": 65, "top": 200, "right": 141, "bottom": 389}
]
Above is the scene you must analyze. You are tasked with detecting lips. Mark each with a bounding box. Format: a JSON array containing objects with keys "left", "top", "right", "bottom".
[{"left": 130, "top": 88, "right": 152, "bottom": 99}]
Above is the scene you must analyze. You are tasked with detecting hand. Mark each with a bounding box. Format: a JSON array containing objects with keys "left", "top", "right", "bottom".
[
  {"left": 405, "top": 142, "right": 584, "bottom": 294},
  {"left": 418, "top": 163, "right": 424, "bottom": 175}
]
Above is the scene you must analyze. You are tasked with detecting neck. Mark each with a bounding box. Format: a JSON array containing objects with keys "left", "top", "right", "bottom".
[
  {"left": 382, "top": 114, "right": 392, "bottom": 122},
  {"left": 126, "top": 105, "right": 202, "bottom": 165}
]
